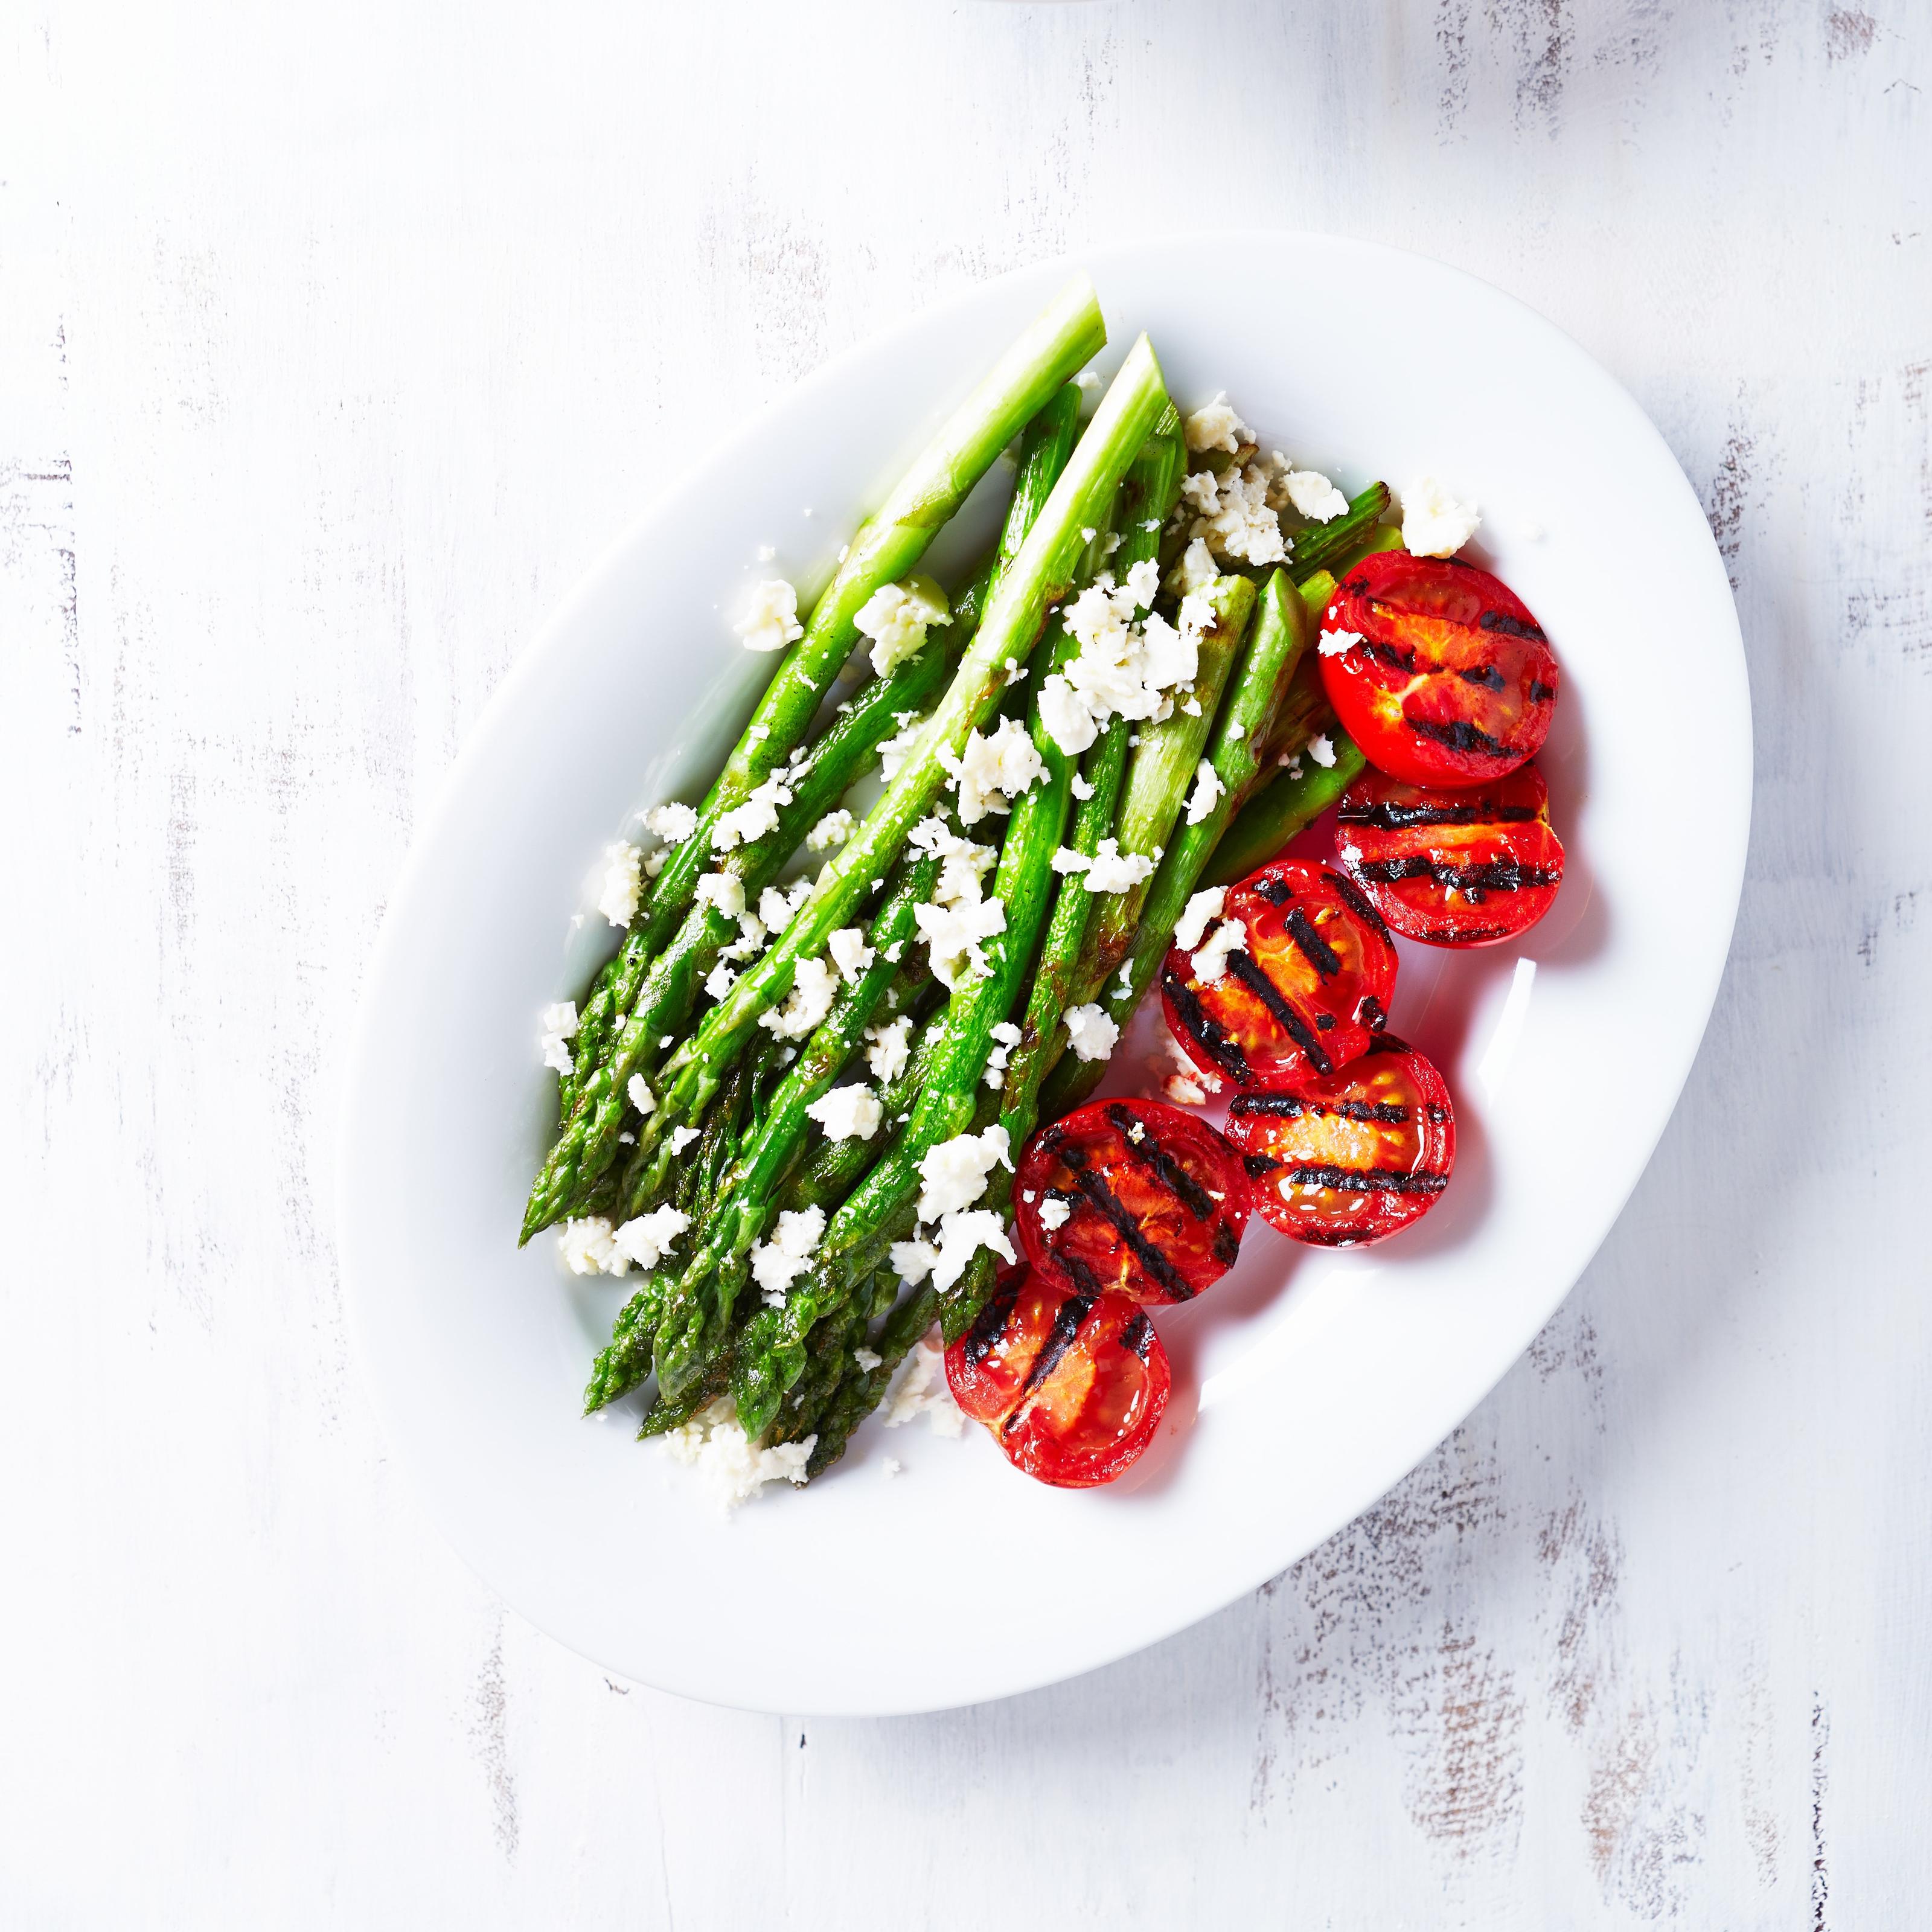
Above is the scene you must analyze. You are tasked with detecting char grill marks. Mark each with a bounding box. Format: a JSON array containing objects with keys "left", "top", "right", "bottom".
[
  {"left": 1283, "top": 905, "right": 1342, "bottom": 977},
  {"left": 1479, "top": 609, "right": 1546, "bottom": 641},
  {"left": 1275, "top": 1163, "right": 1449, "bottom": 1196},
  {"left": 1224, "top": 950, "right": 1334, "bottom": 1075},
  {"left": 1161, "top": 965, "right": 1255, "bottom": 1083},
  {"left": 1337, "top": 795, "right": 1540, "bottom": 831},
  {"left": 1102, "top": 1103, "right": 1216, "bottom": 1221},
  {"left": 1000, "top": 1292, "right": 1098, "bottom": 1435},
  {"left": 1355, "top": 854, "right": 1561, "bottom": 899},
  {"left": 1405, "top": 714, "right": 1510, "bottom": 758},
  {"left": 1061, "top": 1163, "right": 1195, "bottom": 1300}
]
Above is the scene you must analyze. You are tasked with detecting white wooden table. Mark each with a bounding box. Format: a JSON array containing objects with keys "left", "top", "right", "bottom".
[{"left": 6, "top": 1, "right": 1928, "bottom": 1921}]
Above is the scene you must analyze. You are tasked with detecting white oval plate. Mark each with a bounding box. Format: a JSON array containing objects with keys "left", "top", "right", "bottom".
[{"left": 339, "top": 235, "right": 1750, "bottom": 1716}]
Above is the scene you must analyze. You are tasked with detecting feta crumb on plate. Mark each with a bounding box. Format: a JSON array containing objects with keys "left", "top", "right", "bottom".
[
  {"left": 1401, "top": 476, "right": 1482, "bottom": 557},
  {"left": 644, "top": 800, "right": 698, "bottom": 843},
  {"left": 1184, "top": 391, "right": 1249, "bottom": 455},
  {"left": 735, "top": 578, "right": 804, "bottom": 653},
  {"left": 882, "top": 1331, "right": 967, "bottom": 1436},
  {"left": 539, "top": 1000, "right": 578, "bottom": 1075},
  {"left": 661, "top": 1395, "right": 812, "bottom": 1514}
]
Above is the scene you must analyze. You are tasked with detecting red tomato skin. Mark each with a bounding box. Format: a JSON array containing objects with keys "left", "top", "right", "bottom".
[
  {"left": 1334, "top": 762, "right": 1564, "bottom": 947},
  {"left": 1014, "top": 1098, "right": 1249, "bottom": 1306},
  {"left": 944, "top": 1275, "right": 1171, "bottom": 1489},
  {"left": 1159, "top": 859, "right": 1398, "bottom": 1093},
  {"left": 1319, "top": 551, "right": 1558, "bottom": 786},
  {"left": 1224, "top": 1035, "right": 1455, "bottom": 1246}
]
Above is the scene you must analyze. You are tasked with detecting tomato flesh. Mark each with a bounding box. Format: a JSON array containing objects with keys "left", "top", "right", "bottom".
[
  {"left": 1334, "top": 761, "right": 1564, "bottom": 947},
  {"left": 1159, "top": 859, "right": 1398, "bottom": 1092},
  {"left": 944, "top": 1271, "right": 1170, "bottom": 1489},
  {"left": 1016, "top": 1098, "right": 1248, "bottom": 1305},
  {"left": 1224, "top": 1034, "right": 1455, "bottom": 1246},
  {"left": 1319, "top": 551, "right": 1558, "bottom": 786}
]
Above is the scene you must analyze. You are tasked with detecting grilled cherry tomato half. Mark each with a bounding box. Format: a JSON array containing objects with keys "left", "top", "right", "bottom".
[
  {"left": 1319, "top": 551, "right": 1558, "bottom": 786},
  {"left": 1334, "top": 762, "right": 1564, "bottom": 947},
  {"left": 1224, "top": 1034, "right": 1455, "bottom": 1247},
  {"left": 1015, "top": 1098, "right": 1249, "bottom": 1306},
  {"left": 945, "top": 1271, "right": 1170, "bottom": 1489},
  {"left": 1160, "top": 859, "right": 1398, "bottom": 1092}
]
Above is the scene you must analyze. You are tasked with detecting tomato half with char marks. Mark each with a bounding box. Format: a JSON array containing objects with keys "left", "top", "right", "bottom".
[
  {"left": 945, "top": 1271, "right": 1170, "bottom": 1489},
  {"left": 1319, "top": 550, "right": 1558, "bottom": 786},
  {"left": 1334, "top": 761, "right": 1564, "bottom": 947},
  {"left": 1224, "top": 1034, "right": 1455, "bottom": 1247},
  {"left": 1159, "top": 859, "right": 1398, "bottom": 1092},
  {"left": 1016, "top": 1098, "right": 1249, "bottom": 1306}
]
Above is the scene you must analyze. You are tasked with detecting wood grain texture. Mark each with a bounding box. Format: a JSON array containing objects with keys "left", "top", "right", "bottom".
[{"left": 3, "top": 0, "right": 1928, "bottom": 1922}]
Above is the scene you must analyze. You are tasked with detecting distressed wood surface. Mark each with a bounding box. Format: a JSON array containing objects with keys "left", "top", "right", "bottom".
[{"left": 4, "top": 1, "right": 1928, "bottom": 1922}]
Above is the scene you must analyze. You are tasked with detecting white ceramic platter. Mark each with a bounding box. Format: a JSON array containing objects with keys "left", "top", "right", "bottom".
[{"left": 338, "top": 234, "right": 1750, "bottom": 1716}]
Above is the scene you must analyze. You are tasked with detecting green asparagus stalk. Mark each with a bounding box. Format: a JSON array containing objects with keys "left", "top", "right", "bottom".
[
  {"left": 555, "top": 342, "right": 1094, "bottom": 1118},
  {"left": 649, "top": 859, "right": 936, "bottom": 1404},
  {"left": 1201, "top": 728, "right": 1367, "bottom": 889},
  {"left": 1280, "top": 482, "right": 1391, "bottom": 583},
  {"left": 1035, "top": 567, "right": 1314, "bottom": 1123},
  {"left": 628, "top": 278, "right": 1105, "bottom": 946},
  {"left": 592, "top": 338, "right": 1169, "bottom": 1202},
  {"left": 798, "top": 1279, "right": 939, "bottom": 1477},
  {"left": 1074, "top": 572, "right": 1257, "bottom": 995}
]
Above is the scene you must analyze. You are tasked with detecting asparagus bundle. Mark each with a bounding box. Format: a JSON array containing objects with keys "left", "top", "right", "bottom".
[
  {"left": 528, "top": 296, "right": 1421, "bottom": 1488},
  {"left": 524, "top": 283, "right": 1104, "bottom": 1236}
]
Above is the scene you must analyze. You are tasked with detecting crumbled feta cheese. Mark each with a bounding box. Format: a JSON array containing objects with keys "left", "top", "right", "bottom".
[
  {"left": 828, "top": 926, "right": 875, "bottom": 984},
  {"left": 1051, "top": 845, "right": 1090, "bottom": 875},
  {"left": 881, "top": 1332, "right": 965, "bottom": 1436},
  {"left": 882, "top": 1456, "right": 902, "bottom": 1477},
  {"left": 866, "top": 1013, "right": 914, "bottom": 1083},
  {"left": 876, "top": 709, "right": 928, "bottom": 782},
  {"left": 595, "top": 842, "right": 645, "bottom": 927},
  {"left": 982, "top": 1017, "right": 1022, "bottom": 1089},
  {"left": 1340, "top": 840, "right": 1364, "bottom": 866},
  {"left": 1115, "top": 959, "right": 1135, "bottom": 996},
  {"left": 668, "top": 1125, "right": 700, "bottom": 1154},
  {"left": 758, "top": 877, "right": 812, "bottom": 931},
  {"left": 916, "top": 1125, "right": 1012, "bottom": 1221},
  {"left": 644, "top": 801, "right": 699, "bottom": 843},
  {"left": 926, "top": 1209, "right": 1016, "bottom": 1292},
  {"left": 854, "top": 1347, "right": 883, "bottom": 1373},
  {"left": 1191, "top": 918, "right": 1248, "bottom": 985},
  {"left": 557, "top": 1215, "right": 619, "bottom": 1275},
  {"left": 661, "top": 1394, "right": 812, "bottom": 1513},
  {"left": 1038, "top": 674, "right": 1099, "bottom": 756},
  {"left": 1184, "top": 392, "right": 1249, "bottom": 455},
  {"left": 1402, "top": 476, "right": 1482, "bottom": 557},
  {"left": 853, "top": 574, "right": 951, "bottom": 677},
  {"left": 755, "top": 543, "right": 776, "bottom": 563},
  {"left": 1183, "top": 759, "right": 1225, "bottom": 826},
  {"left": 539, "top": 1001, "right": 578, "bottom": 1075},
  {"left": 1063, "top": 1001, "right": 1120, "bottom": 1064},
  {"left": 889, "top": 1238, "right": 937, "bottom": 1286},
  {"left": 612, "top": 1205, "right": 690, "bottom": 1270},
  {"left": 1081, "top": 839, "right": 1156, "bottom": 894},
  {"left": 805, "top": 1081, "right": 883, "bottom": 1142},
  {"left": 1170, "top": 536, "right": 1220, "bottom": 597},
  {"left": 627, "top": 1072, "right": 657, "bottom": 1116},
  {"left": 1080, "top": 525, "right": 1097, "bottom": 544},
  {"left": 907, "top": 816, "right": 1005, "bottom": 988},
  {"left": 1185, "top": 459, "right": 1288, "bottom": 567},
  {"left": 1037, "top": 1195, "right": 1072, "bottom": 1232},
  {"left": 695, "top": 872, "right": 746, "bottom": 922},
  {"left": 1308, "top": 734, "right": 1337, "bottom": 768},
  {"left": 644, "top": 849, "right": 669, "bottom": 878},
  {"left": 1172, "top": 886, "right": 1226, "bottom": 953},
  {"left": 712, "top": 772, "right": 794, "bottom": 852},
  {"left": 750, "top": 1205, "right": 826, "bottom": 1307},
  {"left": 807, "top": 808, "right": 854, "bottom": 852},
  {"left": 759, "top": 955, "right": 838, "bottom": 1038},
  {"left": 1280, "top": 469, "right": 1349, "bottom": 522},
  {"left": 939, "top": 716, "right": 1046, "bottom": 825},
  {"left": 720, "top": 908, "right": 769, "bottom": 964},
  {"left": 703, "top": 962, "right": 737, "bottom": 1000},
  {"left": 1070, "top": 770, "right": 1095, "bottom": 801},
  {"left": 884, "top": 939, "right": 904, "bottom": 964},
  {"left": 1317, "top": 627, "right": 1364, "bottom": 658},
  {"left": 735, "top": 579, "right": 804, "bottom": 653}
]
